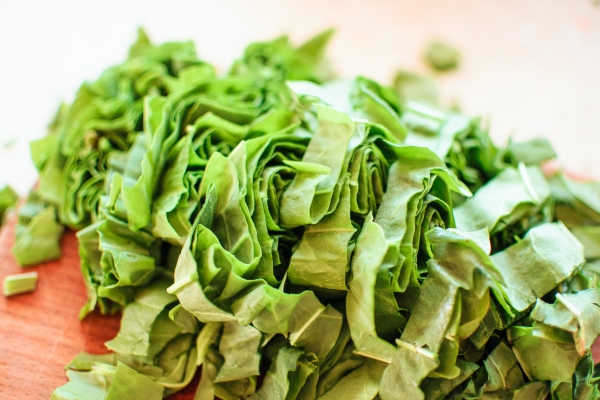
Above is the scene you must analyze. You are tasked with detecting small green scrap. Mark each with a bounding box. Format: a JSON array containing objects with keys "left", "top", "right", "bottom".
[
  {"left": 0, "top": 185, "right": 18, "bottom": 226},
  {"left": 12, "top": 191, "right": 63, "bottom": 266},
  {"left": 424, "top": 40, "right": 461, "bottom": 71},
  {"left": 3, "top": 271, "right": 38, "bottom": 297}
]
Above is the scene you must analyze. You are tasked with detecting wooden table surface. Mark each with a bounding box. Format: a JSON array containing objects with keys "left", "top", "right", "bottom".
[{"left": 0, "top": 216, "right": 196, "bottom": 399}]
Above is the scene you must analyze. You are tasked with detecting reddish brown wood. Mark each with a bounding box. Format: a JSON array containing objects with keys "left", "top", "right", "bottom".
[
  {"left": 0, "top": 215, "right": 117, "bottom": 398},
  {"left": 0, "top": 215, "right": 197, "bottom": 399}
]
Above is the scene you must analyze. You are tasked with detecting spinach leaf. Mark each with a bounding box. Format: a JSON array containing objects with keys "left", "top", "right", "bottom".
[{"left": 491, "top": 222, "right": 584, "bottom": 313}]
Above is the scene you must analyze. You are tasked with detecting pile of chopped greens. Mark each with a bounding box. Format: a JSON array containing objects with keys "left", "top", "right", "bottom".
[{"left": 13, "top": 29, "right": 600, "bottom": 399}]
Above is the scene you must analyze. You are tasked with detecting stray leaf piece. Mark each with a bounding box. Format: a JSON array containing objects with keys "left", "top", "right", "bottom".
[
  {"left": 424, "top": 40, "right": 461, "bottom": 71},
  {"left": 12, "top": 191, "right": 63, "bottom": 266},
  {"left": 3, "top": 271, "right": 38, "bottom": 297},
  {"left": 0, "top": 185, "right": 18, "bottom": 226},
  {"left": 394, "top": 70, "right": 439, "bottom": 106}
]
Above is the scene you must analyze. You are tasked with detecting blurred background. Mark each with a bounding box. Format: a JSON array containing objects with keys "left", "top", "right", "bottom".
[{"left": 1, "top": 0, "right": 599, "bottom": 194}]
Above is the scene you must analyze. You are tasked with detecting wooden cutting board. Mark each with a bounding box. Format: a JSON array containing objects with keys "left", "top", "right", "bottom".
[
  {"left": 0, "top": 215, "right": 196, "bottom": 399},
  {"left": 2, "top": 205, "right": 600, "bottom": 399}
]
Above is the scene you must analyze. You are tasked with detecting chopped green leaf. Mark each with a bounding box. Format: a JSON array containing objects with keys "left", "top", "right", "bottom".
[
  {"left": 0, "top": 185, "right": 18, "bottom": 226},
  {"left": 424, "top": 40, "right": 461, "bottom": 71},
  {"left": 104, "top": 362, "right": 164, "bottom": 400},
  {"left": 12, "top": 192, "right": 63, "bottom": 266},
  {"left": 3, "top": 271, "right": 38, "bottom": 297}
]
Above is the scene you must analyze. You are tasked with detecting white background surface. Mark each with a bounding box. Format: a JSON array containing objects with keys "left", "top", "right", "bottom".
[{"left": 1, "top": 0, "right": 599, "bottom": 195}]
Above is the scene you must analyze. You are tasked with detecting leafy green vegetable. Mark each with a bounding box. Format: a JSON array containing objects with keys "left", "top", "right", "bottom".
[
  {"left": 530, "top": 289, "right": 600, "bottom": 356},
  {"left": 215, "top": 322, "right": 262, "bottom": 383},
  {"left": 318, "top": 358, "right": 386, "bottom": 400},
  {"left": 394, "top": 70, "right": 439, "bottom": 106},
  {"left": 3, "top": 271, "right": 38, "bottom": 296},
  {"left": 250, "top": 345, "right": 317, "bottom": 400},
  {"left": 12, "top": 191, "right": 63, "bottom": 266},
  {"left": 509, "top": 325, "right": 581, "bottom": 382},
  {"left": 14, "top": 28, "right": 600, "bottom": 399},
  {"left": 346, "top": 214, "right": 397, "bottom": 363},
  {"left": 505, "top": 137, "right": 557, "bottom": 166},
  {"left": 52, "top": 359, "right": 165, "bottom": 400},
  {"left": 481, "top": 341, "right": 524, "bottom": 392},
  {"left": 286, "top": 176, "right": 355, "bottom": 291},
  {"left": 0, "top": 185, "right": 18, "bottom": 226},
  {"left": 491, "top": 222, "right": 584, "bottom": 313},
  {"left": 279, "top": 105, "right": 356, "bottom": 228},
  {"left": 105, "top": 362, "right": 164, "bottom": 400},
  {"left": 421, "top": 358, "right": 479, "bottom": 399},
  {"left": 454, "top": 164, "right": 552, "bottom": 251},
  {"left": 379, "top": 227, "right": 501, "bottom": 399},
  {"left": 51, "top": 362, "right": 115, "bottom": 400},
  {"left": 105, "top": 278, "right": 178, "bottom": 356},
  {"left": 424, "top": 40, "right": 461, "bottom": 71}
]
